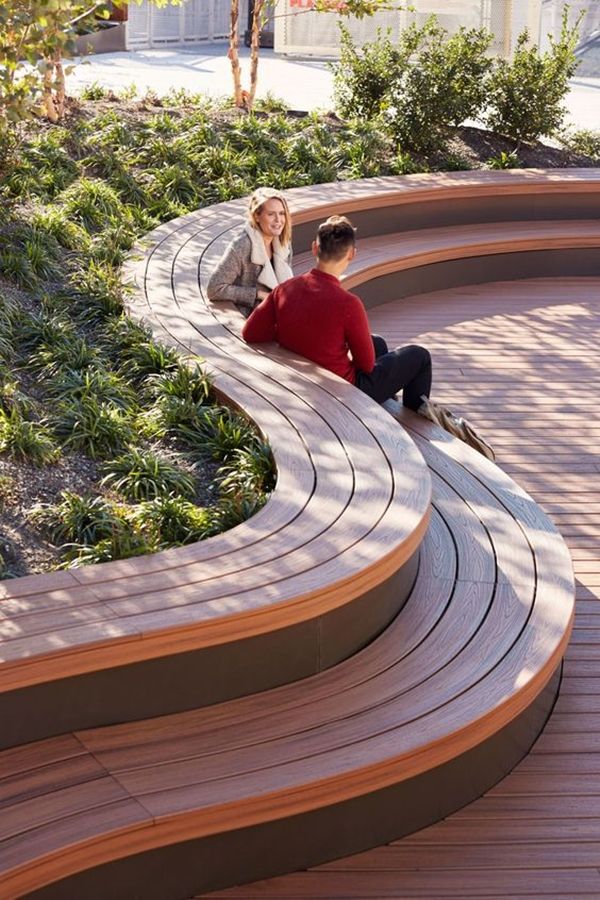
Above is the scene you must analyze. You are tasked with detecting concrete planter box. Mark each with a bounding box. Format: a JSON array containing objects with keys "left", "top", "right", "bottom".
[{"left": 75, "top": 21, "right": 127, "bottom": 55}]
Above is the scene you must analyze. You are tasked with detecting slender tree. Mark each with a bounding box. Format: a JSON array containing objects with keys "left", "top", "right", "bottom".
[{"left": 228, "top": 0, "right": 398, "bottom": 110}]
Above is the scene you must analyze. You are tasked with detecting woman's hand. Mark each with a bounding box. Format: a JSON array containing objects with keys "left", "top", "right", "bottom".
[{"left": 256, "top": 288, "right": 270, "bottom": 303}]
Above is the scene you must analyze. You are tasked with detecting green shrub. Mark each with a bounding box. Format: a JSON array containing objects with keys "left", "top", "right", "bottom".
[
  {"left": 60, "top": 178, "right": 129, "bottom": 231},
  {"left": 559, "top": 128, "right": 600, "bottom": 161},
  {"left": 31, "top": 207, "right": 91, "bottom": 252},
  {"left": 132, "top": 495, "right": 213, "bottom": 545},
  {"left": 484, "top": 11, "right": 581, "bottom": 145},
  {"left": 71, "top": 260, "right": 124, "bottom": 320},
  {"left": 487, "top": 150, "right": 519, "bottom": 170},
  {"left": 28, "top": 334, "right": 98, "bottom": 377},
  {"left": 331, "top": 24, "right": 400, "bottom": 120},
  {"left": 30, "top": 491, "right": 125, "bottom": 544},
  {"left": 385, "top": 18, "right": 493, "bottom": 153},
  {"left": 0, "top": 408, "right": 60, "bottom": 465},
  {"left": 52, "top": 396, "right": 134, "bottom": 458},
  {"left": 217, "top": 443, "right": 275, "bottom": 499},
  {"left": 179, "top": 407, "right": 258, "bottom": 462},
  {"left": 79, "top": 82, "right": 109, "bottom": 101},
  {"left": 48, "top": 367, "right": 136, "bottom": 410},
  {"left": 146, "top": 360, "right": 212, "bottom": 405},
  {"left": 61, "top": 527, "right": 155, "bottom": 567},
  {"left": 101, "top": 447, "right": 196, "bottom": 500}
]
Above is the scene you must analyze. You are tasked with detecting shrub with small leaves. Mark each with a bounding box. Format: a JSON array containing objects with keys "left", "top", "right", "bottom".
[
  {"left": 484, "top": 11, "right": 581, "bottom": 145},
  {"left": 101, "top": 447, "right": 196, "bottom": 500},
  {"left": 332, "top": 24, "right": 400, "bottom": 120},
  {"left": 559, "top": 128, "right": 600, "bottom": 162},
  {"left": 385, "top": 18, "right": 493, "bottom": 153}
]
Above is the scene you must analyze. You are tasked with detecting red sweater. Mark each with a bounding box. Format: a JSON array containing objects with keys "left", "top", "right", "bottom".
[{"left": 241, "top": 268, "right": 375, "bottom": 384}]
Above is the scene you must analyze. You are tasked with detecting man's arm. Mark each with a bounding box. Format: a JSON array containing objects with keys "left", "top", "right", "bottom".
[
  {"left": 242, "top": 291, "right": 277, "bottom": 343},
  {"left": 346, "top": 296, "right": 376, "bottom": 372}
]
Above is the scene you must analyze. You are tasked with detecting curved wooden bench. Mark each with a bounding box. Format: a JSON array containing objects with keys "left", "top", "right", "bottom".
[
  {"left": 0, "top": 417, "right": 573, "bottom": 900},
  {"left": 1, "top": 170, "right": 592, "bottom": 745},
  {"left": 0, "top": 171, "right": 579, "bottom": 899}
]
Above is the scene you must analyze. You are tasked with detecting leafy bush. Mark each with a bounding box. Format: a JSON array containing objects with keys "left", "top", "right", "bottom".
[
  {"left": 79, "top": 82, "right": 109, "bottom": 101},
  {"left": 0, "top": 408, "right": 60, "bottom": 465},
  {"left": 101, "top": 447, "right": 196, "bottom": 501},
  {"left": 484, "top": 11, "right": 581, "bottom": 145},
  {"left": 31, "top": 207, "right": 90, "bottom": 252},
  {"left": 332, "top": 24, "right": 401, "bottom": 120},
  {"left": 60, "top": 178, "right": 130, "bottom": 231},
  {"left": 146, "top": 360, "right": 212, "bottom": 405},
  {"left": 487, "top": 150, "right": 519, "bottom": 170},
  {"left": 559, "top": 128, "right": 600, "bottom": 161},
  {"left": 28, "top": 333, "right": 98, "bottom": 377},
  {"left": 70, "top": 260, "right": 124, "bottom": 320},
  {"left": 385, "top": 18, "right": 493, "bottom": 152}
]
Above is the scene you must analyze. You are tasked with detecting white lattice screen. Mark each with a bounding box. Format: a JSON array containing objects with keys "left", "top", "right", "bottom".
[
  {"left": 274, "top": 0, "right": 543, "bottom": 57},
  {"left": 127, "top": 0, "right": 248, "bottom": 49}
]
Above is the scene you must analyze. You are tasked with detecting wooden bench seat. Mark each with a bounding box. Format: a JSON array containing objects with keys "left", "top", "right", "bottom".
[
  {"left": 1, "top": 171, "right": 592, "bottom": 747},
  {"left": 0, "top": 172, "right": 581, "bottom": 899},
  {"left": 0, "top": 409, "right": 573, "bottom": 900}
]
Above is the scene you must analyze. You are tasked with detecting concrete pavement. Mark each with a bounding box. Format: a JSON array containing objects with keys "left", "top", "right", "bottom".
[{"left": 68, "top": 43, "right": 599, "bottom": 131}]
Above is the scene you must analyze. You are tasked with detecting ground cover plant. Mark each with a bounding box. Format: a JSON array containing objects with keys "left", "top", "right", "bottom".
[{"left": 0, "top": 13, "right": 598, "bottom": 577}]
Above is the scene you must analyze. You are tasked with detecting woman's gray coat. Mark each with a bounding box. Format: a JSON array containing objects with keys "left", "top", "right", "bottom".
[{"left": 207, "top": 224, "right": 293, "bottom": 317}]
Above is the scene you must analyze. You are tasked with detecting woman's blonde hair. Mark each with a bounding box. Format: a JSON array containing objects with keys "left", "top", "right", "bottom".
[{"left": 247, "top": 187, "right": 292, "bottom": 248}]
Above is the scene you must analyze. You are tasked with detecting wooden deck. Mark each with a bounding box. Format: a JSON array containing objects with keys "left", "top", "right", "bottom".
[{"left": 205, "top": 275, "right": 600, "bottom": 899}]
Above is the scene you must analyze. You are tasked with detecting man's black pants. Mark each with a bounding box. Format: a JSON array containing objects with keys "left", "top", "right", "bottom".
[{"left": 356, "top": 335, "right": 432, "bottom": 410}]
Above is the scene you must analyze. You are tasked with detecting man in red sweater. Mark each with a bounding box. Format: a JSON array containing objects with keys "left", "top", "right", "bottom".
[{"left": 241, "top": 215, "right": 433, "bottom": 411}]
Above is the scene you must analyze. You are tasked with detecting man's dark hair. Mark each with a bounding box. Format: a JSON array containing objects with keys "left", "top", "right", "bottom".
[{"left": 316, "top": 215, "right": 356, "bottom": 262}]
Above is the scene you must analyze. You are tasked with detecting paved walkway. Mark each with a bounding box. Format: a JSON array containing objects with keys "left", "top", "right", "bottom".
[{"left": 69, "top": 44, "right": 600, "bottom": 131}]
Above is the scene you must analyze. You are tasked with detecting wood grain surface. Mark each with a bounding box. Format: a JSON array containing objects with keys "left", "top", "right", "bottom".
[{"left": 206, "top": 277, "right": 599, "bottom": 899}]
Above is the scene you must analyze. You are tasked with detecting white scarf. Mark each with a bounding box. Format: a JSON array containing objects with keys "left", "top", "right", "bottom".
[{"left": 245, "top": 223, "right": 293, "bottom": 291}]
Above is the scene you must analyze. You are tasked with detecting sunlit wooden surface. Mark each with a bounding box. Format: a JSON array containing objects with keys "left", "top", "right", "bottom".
[{"left": 205, "top": 276, "right": 600, "bottom": 899}]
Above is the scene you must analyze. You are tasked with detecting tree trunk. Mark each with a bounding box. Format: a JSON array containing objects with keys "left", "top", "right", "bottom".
[
  {"left": 248, "top": 0, "right": 265, "bottom": 109},
  {"left": 54, "top": 51, "right": 66, "bottom": 120},
  {"left": 42, "top": 61, "right": 58, "bottom": 123},
  {"left": 228, "top": 0, "right": 244, "bottom": 108}
]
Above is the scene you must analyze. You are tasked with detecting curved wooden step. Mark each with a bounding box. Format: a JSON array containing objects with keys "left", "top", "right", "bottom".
[
  {"left": 1, "top": 170, "right": 590, "bottom": 745},
  {"left": 206, "top": 275, "right": 600, "bottom": 900},
  {"left": 0, "top": 414, "right": 573, "bottom": 900}
]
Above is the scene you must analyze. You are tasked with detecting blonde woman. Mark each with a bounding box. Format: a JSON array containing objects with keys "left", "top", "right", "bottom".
[{"left": 207, "top": 187, "right": 293, "bottom": 317}]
